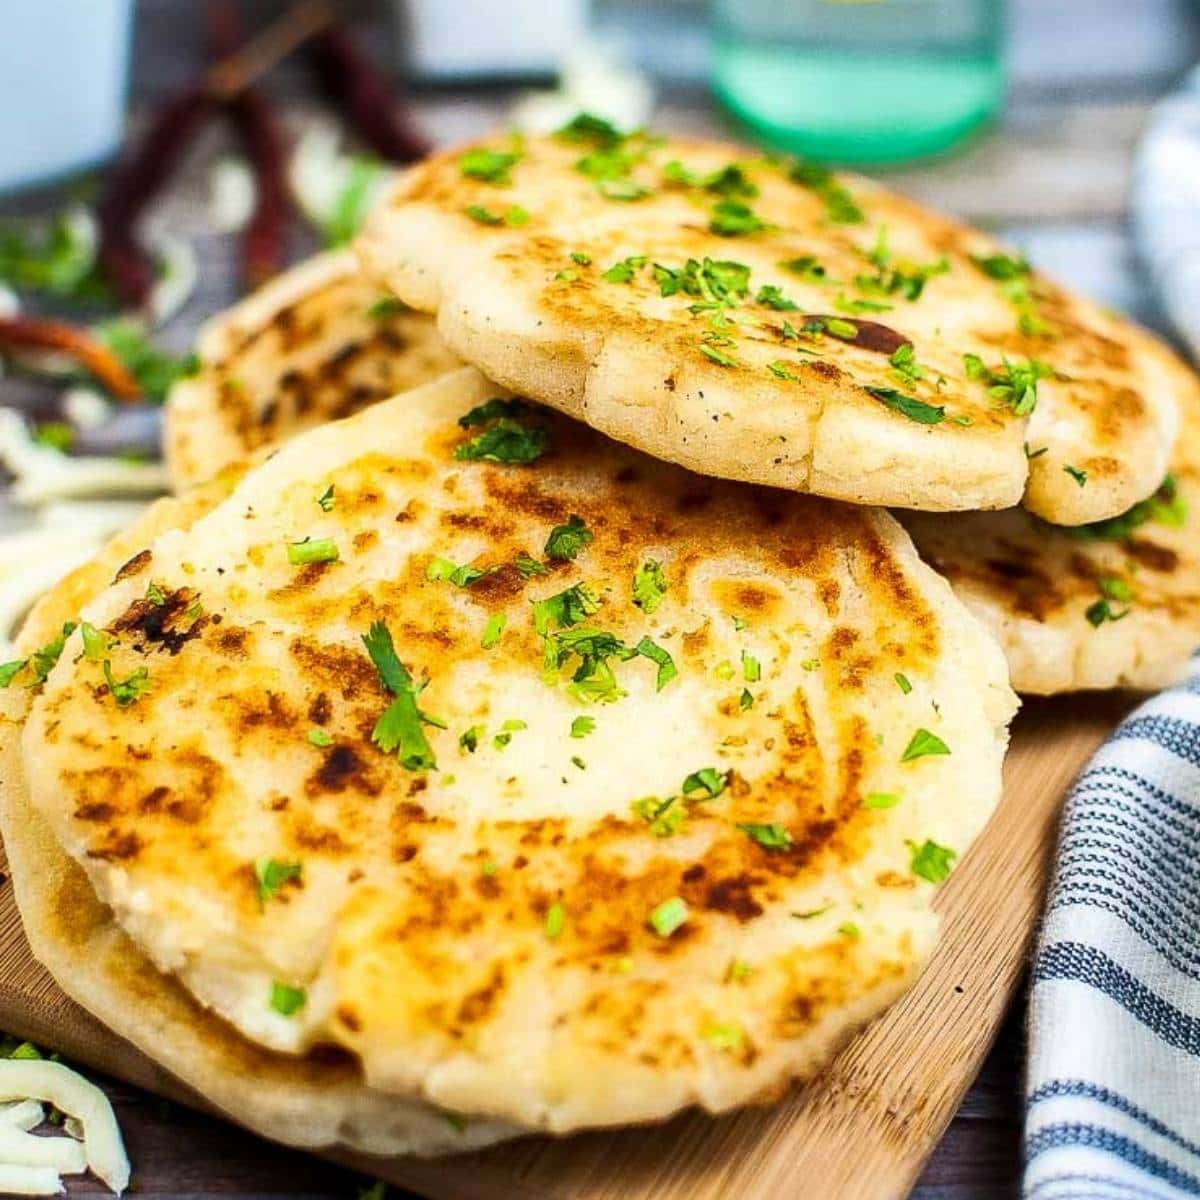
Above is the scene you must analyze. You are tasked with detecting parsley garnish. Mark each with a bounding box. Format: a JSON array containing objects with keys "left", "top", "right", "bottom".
[
  {"left": 598, "top": 178, "right": 651, "bottom": 202},
  {"left": 635, "top": 636, "right": 677, "bottom": 691},
  {"left": 307, "top": 728, "right": 333, "bottom": 747},
  {"left": 755, "top": 284, "right": 799, "bottom": 311},
  {"left": 601, "top": 255, "right": 648, "bottom": 283},
  {"left": 741, "top": 650, "right": 761, "bottom": 682},
  {"left": 738, "top": 822, "right": 792, "bottom": 850},
  {"left": 1064, "top": 464, "right": 1088, "bottom": 488},
  {"left": 682, "top": 767, "right": 728, "bottom": 798},
  {"left": 426, "top": 557, "right": 489, "bottom": 588},
  {"left": 571, "top": 251, "right": 592, "bottom": 265},
  {"left": 901, "top": 728, "right": 950, "bottom": 762},
  {"left": 464, "top": 204, "right": 529, "bottom": 226},
  {"left": 254, "top": 858, "right": 302, "bottom": 907},
  {"left": 459, "top": 725, "right": 483, "bottom": 753},
  {"left": 789, "top": 160, "right": 863, "bottom": 223},
  {"left": 779, "top": 255, "right": 829, "bottom": 283},
  {"left": 556, "top": 112, "right": 624, "bottom": 147},
  {"left": 632, "top": 560, "right": 668, "bottom": 612},
  {"left": 909, "top": 839, "right": 957, "bottom": 883},
  {"left": 632, "top": 794, "right": 686, "bottom": 837},
  {"left": 532, "top": 583, "right": 601, "bottom": 634},
  {"left": 79, "top": 621, "right": 109, "bottom": 661},
  {"left": 481, "top": 613, "right": 506, "bottom": 648},
  {"left": 20, "top": 622, "right": 77, "bottom": 686},
  {"left": 514, "top": 552, "right": 549, "bottom": 579},
  {"left": 864, "top": 793, "right": 900, "bottom": 810},
  {"left": 838, "top": 921, "right": 861, "bottom": 939},
  {"left": 0, "top": 661, "right": 25, "bottom": 687},
  {"left": 458, "top": 146, "right": 521, "bottom": 184},
  {"left": 767, "top": 361, "right": 800, "bottom": 381},
  {"left": 316, "top": 485, "right": 335, "bottom": 512},
  {"left": 455, "top": 398, "right": 548, "bottom": 464},
  {"left": 287, "top": 537, "right": 339, "bottom": 565},
  {"left": 367, "top": 297, "right": 405, "bottom": 319},
  {"left": 1086, "top": 576, "right": 1132, "bottom": 627},
  {"left": 970, "top": 253, "right": 1050, "bottom": 335},
  {"left": 1071, "top": 474, "right": 1187, "bottom": 541},
  {"left": 962, "top": 353, "right": 1051, "bottom": 416},
  {"left": 895, "top": 672, "right": 912, "bottom": 694},
  {"left": 570, "top": 715, "right": 595, "bottom": 738},
  {"left": 544, "top": 515, "right": 593, "bottom": 561},
  {"left": 889, "top": 343, "right": 925, "bottom": 385},
  {"left": 662, "top": 160, "right": 758, "bottom": 197},
  {"left": 856, "top": 228, "right": 947, "bottom": 301},
  {"left": 821, "top": 317, "right": 858, "bottom": 340},
  {"left": 700, "top": 342, "right": 737, "bottom": 367},
  {"left": 865, "top": 386, "right": 945, "bottom": 426},
  {"left": 102, "top": 661, "right": 150, "bottom": 707},
  {"left": 493, "top": 718, "right": 526, "bottom": 749},
  {"left": 362, "top": 621, "right": 439, "bottom": 771},
  {"left": 269, "top": 982, "right": 306, "bottom": 1016},
  {"left": 709, "top": 199, "right": 767, "bottom": 237},
  {"left": 544, "top": 902, "right": 566, "bottom": 940},
  {"left": 649, "top": 896, "right": 689, "bottom": 937},
  {"left": 654, "top": 257, "right": 750, "bottom": 304},
  {"left": 740, "top": 688, "right": 754, "bottom": 711}
]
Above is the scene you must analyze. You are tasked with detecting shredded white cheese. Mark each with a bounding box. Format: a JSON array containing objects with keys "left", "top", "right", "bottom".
[
  {"left": 0, "top": 1060, "right": 130, "bottom": 1195},
  {"left": 0, "top": 1101, "right": 44, "bottom": 1131},
  {"left": 0, "top": 1163, "right": 64, "bottom": 1195}
]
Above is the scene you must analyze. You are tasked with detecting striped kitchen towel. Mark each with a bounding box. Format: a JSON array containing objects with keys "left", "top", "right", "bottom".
[{"left": 1024, "top": 654, "right": 1200, "bottom": 1199}]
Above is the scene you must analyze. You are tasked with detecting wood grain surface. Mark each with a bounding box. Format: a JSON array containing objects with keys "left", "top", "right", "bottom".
[{"left": 0, "top": 693, "right": 1135, "bottom": 1199}]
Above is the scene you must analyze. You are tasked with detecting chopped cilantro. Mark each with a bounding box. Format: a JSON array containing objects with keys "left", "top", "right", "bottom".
[
  {"left": 514, "top": 552, "right": 549, "bottom": 578},
  {"left": 823, "top": 317, "right": 858, "bottom": 340},
  {"left": 909, "top": 839, "right": 957, "bottom": 883},
  {"left": 767, "top": 361, "right": 800, "bottom": 381},
  {"left": 102, "top": 661, "right": 150, "bottom": 707},
  {"left": 838, "top": 921, "right": 861, "bottom": 939},
  {"left": 93, "top": 319, "right": 201, "bottom": 404},
  {"left": 703, "top": 1023, "right": 743, "bottom": 1050},
  {"left": 855, "top": 228, "right": 947, "bottom": 301},
  {"left": 710, "top": 199, "right": 767, "bottom": 237},
  {"left": 649, "top": 896, "right": 689, "bottom": 937},
  {"left": 367, "top": 297, "right": 406, "bottom": 319},
  {"left": 458, "top": 146, "right": 521, "bottom": 184},
  {"left": 269, "top": 982, "right": 306, "bottom": 1016},
  {"left": 254, "top": 858, "right": 302, "bottom": 907},
  {"left": 836, "top": 293, "right": 892, "bottom": 314},
  {"left": 738, "top": 822, "right": 792, "bottom": 850},
  {"left": 0, "top": 660, "right": 25, "bottom": 687},
  {"left": 544, "top": 514, "right": 593, "bottom": 561},
  {"left": 895, "top": 672, "right": 912, "bottom": 694},
  {"left": 1064, "top": 464, "right": 1088, "bottom": 487},
  {"left": 633, "top": 559, "right": 668, "bottom": 612},
  {"left": 700, "top": 342, "right": 737, "bottom": 367},
  {"left": 739, "top": 688, "right": 754, "bottom": 711},
  {"left": 571, "top": 754, "right": 587, "bottom": 769},
  {"left": 79, "top": 621, "right": 109, "bottom": 662},
  {"left": 455, "top": 398, "right": 548, "bottom": 464},
  {"left": 741, "top": 650, "right": 761, "bottom": 682},
  {"left": 788, "top": 160, "right": 863, "bottom": 223},
  {"left": 555, "top": 113, "right": 624, "bottom": 148},
  {"left": 779, "top": 255, "right": 829, "bottom": 283},
  {"left": 727, "top": 959, "right": 753, "bottom": 982},
  {"left": 315, "top": 486, "right": 335, "bottom": 513},
  {"left": 969, "top": 253, "right": 1049, "bottom": 334},
  {"left": 493, "top": 719, "right": 527, "bottom": 749},
  {"left": 1086, "top": 578, "right": 1132, "bottom": 626},
  {"left": 1071, "top": 474, "right": 1187, "bottom": 541},
  {"left": 571, "top": 251, "right": 592, "bottom": 265},
  {"left": 635, "top": 636, "right": 677, "bottom": 691},
  {"left": 362, "top": 621, "right": 438, "bottom": 771},
  {"left": 654, "top": 257, "right": 750, "bottom": 304},
  {"left": 793, "top": 906, "right": 831, "bottom": 920},
  {"left": 532, "top": 582, "right": 601, "bottom": 634},
  {"left": 544, "top": 901, "right": 566, "bottom": 940},
  {"left": 632, "top": 794, "right": 686, "bottom": 837},
  {"left": 682, "top": 767, "right": 727, "bottom": 799},
  {"left": 287, "top": 537, "right": 339, "bottom": 566},
  {"left": 28, "top": 622, "right": 76, "bottom": 685},
  {"left": 426, "top": 556, "right": 489, "bottom": 588},
  {"left": 459, "top": 725, "right": 483, "bottom": 753},
  {"left": 889, "top": 343, "right": 925, "bottom": 385},
  {"left": 755, "top": 284, "right": 798, "bottom": 311},
  {"left": 598, "top": 178, "right": 651, "bottom": 202},
  {"left": 602, "top": 255, "right": 648, "bottom": 283},
  {"left": 963, "top": 353, "right": 1051, "bottom": 416},
  {"left": 464, "top": 204, "right": 528, "bottom": 226},
  {"left": 481, "top": 613, "right": 506, "bottom": 649},
  {"left": 864, "top": 793, "right": 900, "bottom": 810},
  {"left": 570, "top": 715, "right": 595, "bottom": 738},
  {"left": 715, "top": 659, "right": 736, "bottom": 681},
  {"left": 554, "top": 269, "right": 579, "bottom": 282},
  {"left": 901, "top": 728, "right": 950, "bottom": 762},
  {"left": 865, "top": 386, "right": 945, "bottom": 426},
  {"left": 662, "top": 160, "right": 758, "bottom": 198},
  {"left": 307, "top": 728, "right": 333, "bottom": 748}
]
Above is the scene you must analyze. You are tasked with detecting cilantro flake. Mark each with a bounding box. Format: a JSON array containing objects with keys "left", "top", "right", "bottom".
[
  {"left": 287, "top": 537, "right": 339, "bottom": 566},
  {"left": 254, "top": 858, "right": 302, "bottom": 907},
  {"left": 738, "top": 822, "right": 793, "bottom": 850},
  {"left": 649, "top": 896, "right": 689, "bottom": 937},
  {"left": 909, "top": 839, "right": 957, "bottom": 883},
  {"left": 901, "top": 728, "right": 951, "bottom": 762},
  {"left": 362, "top": 621, "right": 438, "bottom": 771},
  {"left": 865, "top": 386, "right": 945, "bottom": 426},
  {"left": 269, "top": 982, "right": 306, "bottom": 1016},
  {"left": 632, "top": 559, "right": 668, "bottom": 613},
  {"left": 544, "top": 514, "right": 593, "bottom": 562}
]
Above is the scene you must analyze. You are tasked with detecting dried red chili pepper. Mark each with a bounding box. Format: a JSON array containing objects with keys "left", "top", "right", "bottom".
[
  {"left": 306, "top": 27, "right": 430, "bottom": 164},
  {"left": 0, "top": 316, "right": 141, "bottom": 401},
  {"left": 96, "top": 85, "right": 222, "bottom": 308}
]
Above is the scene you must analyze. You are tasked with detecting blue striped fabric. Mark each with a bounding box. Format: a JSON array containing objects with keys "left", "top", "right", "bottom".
[{"left": 1024, "top": 656, "right": 1200, "bottom": 1200}]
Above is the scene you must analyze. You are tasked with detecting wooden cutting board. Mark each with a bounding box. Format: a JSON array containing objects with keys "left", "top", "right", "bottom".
[{"left": 0, "top": 691, "right": 1136, "bottom": 1200}]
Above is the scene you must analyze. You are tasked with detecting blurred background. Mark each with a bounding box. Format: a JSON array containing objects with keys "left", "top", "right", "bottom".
[{"left": 1, "top": 2, "right": 1200, "bottom": 1195}]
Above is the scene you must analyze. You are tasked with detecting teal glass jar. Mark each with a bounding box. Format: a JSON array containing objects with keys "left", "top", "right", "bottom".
[{"left": 712, "top": 0, "right": 1005, "bottom": 164}]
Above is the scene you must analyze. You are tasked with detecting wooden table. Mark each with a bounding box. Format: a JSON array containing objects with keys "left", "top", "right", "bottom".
[{"left": 3, "top": 1, "right": 1197, "bottom": 1195}]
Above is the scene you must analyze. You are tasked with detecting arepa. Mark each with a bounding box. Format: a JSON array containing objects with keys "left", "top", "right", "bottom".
[
  {"left": 165, "top": 248, "right": 460, "bottom": 491},
  {"left": 17, "top": 366, "right": 1015, "bottom": 1133},
  {"left": 358, "top": 123, "right": 1184, "bottom": 523}
]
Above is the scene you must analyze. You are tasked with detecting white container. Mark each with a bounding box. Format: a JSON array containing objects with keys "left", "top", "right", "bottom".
[
  {"left": 0, "top": 0, "right": 134, "bottom": 194},
  {"left": 403, "top": 0, "right": 588, "bottom": 80}
]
